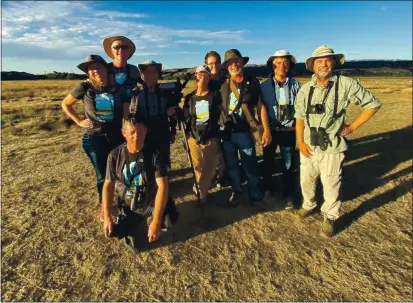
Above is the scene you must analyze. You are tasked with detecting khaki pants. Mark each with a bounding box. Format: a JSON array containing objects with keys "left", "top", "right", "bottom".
[
  {"left": 188, "top": 137, "right": 219, "bottom": 200},
  {"left": 300, "top": 148, "right": 345, "bottom": 220}
]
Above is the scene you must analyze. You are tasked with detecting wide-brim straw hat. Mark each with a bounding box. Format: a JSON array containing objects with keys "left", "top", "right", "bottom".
[
  {"left": 137, "top": 60, "right": 162, "bottom": 75},
  {"left": 77, "top": 55, "right": 108, "bottom": 74},
  {"left": 306, "top": 45, "right": 345, "bottom": 72},
  {"left": 103, "top": 36, "right": 136, "bottom": 60},
  {"left": 266, "top": 50, "right": 297, "bottom": 70},
  {"left": 221, "top": 49, "right": 249, "bottom": 69}
]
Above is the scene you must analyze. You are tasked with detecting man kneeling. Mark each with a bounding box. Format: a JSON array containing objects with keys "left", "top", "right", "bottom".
[{"left": 102, "top": 114, "right": 179, "bottom": 250}]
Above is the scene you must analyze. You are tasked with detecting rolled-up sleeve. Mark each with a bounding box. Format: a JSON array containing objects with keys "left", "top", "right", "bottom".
[
  {"left": 347, "top": 79, "right": 382, "bottom": 110},
  {"left": 294, "top": 89, "right": 306, "bottom": 119}
]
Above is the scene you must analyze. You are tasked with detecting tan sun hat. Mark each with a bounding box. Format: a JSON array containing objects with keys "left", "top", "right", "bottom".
[
  {"left": 103, "top": 36, "right": 136, "bottom": 60},
  {"left": 266, "top": 50, "right": 297, "bottom": 70},
  {"left": 77, "top": 55, "right": 108, "bottom": 74},
  {"left": 305, "top": 45, "right": 345, "bottom": 72}
]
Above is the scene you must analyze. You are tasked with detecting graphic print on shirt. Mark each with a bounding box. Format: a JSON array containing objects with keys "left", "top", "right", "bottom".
[
  {"left": 195, "top": 100, "right": 209, "bottom": 125},
  {"left": 229, "top": 90, "right": 242, "bottom": 116},
  {"left": 122, "top": 160, "right": 144, "bottom": 188},
  {"left": 115, "top": 72, "right": 127, "bottom": 85},
  {"left": 95, "top": 93, "right": 115, "bottom": 122}
]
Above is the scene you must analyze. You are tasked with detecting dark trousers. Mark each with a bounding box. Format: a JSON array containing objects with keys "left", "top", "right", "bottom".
[
  {"left": 145, "top": 129, "right": 171, "bottom": 167},
  {"left": 82, "top": 132, "right": 112, "bottom": 203},
  {"left": 262, "top": 129, "right": 296, "bottom": 197},
  {"left": 119, "top": 197, "right": 179, "bottom": 251}
]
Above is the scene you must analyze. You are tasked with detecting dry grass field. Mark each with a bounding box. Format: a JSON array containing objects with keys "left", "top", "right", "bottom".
[{"left": 1, "top": 77, "right": 412, "bottom": 301}]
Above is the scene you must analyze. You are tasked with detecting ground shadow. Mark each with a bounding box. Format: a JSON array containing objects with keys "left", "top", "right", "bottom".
[
  {"left": 334, "top": 126, "right": 412, "bottom": 232},
  {"left": 116, "top": 126, "right": 412, "bottom": 251}
]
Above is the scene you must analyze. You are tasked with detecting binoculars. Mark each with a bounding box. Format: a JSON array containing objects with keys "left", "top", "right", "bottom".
[{"left": 310, "top": 127, "right": 331, "bottom": 151}]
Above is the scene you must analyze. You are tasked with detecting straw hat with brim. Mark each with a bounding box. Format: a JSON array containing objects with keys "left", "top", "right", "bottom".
[
  {"left": 103, "top": 36, "right": 136, "bottom": 60},
  {"left": 305, "top": 45, "right": 345, "bottom": 72},
  {"left": 266, "top": 50, "right": 297, "bottom": 70},
  {"left": 221, "top": 49, "right": 249, "bottom": 70},
  {"left": 138, "top": 60, "right": 162, "bottom": 75},
  {"left": 77, "top": 55, "right": 108, "bottom": 74}
]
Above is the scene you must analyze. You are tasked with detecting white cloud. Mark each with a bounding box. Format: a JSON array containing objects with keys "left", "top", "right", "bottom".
[{"left": 1, "top": 1, "right": 253, "bottom": 70}]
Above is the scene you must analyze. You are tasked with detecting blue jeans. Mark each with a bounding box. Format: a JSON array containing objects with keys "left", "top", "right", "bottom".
[
  {"left": 82, "top": 132, "right": 112, "bottom": 203},
  {"left": 222, "top": 132, "right": 262, "bottom": 201}
]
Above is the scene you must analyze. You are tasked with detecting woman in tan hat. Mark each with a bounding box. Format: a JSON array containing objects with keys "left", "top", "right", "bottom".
[
  {"left": 61, "top": 54, "right": 131, "bottom": 220},
  {"left": 103, "top": 36, "right": 142, "bottom": 99},
  {"left": 181, "top": 65, "right": 223, "bottom": 205}
]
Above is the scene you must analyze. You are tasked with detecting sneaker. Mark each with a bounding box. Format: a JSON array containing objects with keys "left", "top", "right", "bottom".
[
  {"left": 284, "top": 196, "right": 294, "bottom": 210},
  {"left": 320, "top": 218, "right": 335, "bottom": 238},
  {"left": 228, "top": 191, "right": 243, "bottom": 208},
  {"left": 296, "top": 207, "right": 315, "bottom": 219}
]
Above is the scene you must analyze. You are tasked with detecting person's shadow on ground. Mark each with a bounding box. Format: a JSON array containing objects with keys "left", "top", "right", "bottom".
[{"left": 129, "top": 126, "right": 412, "bottom": 252}]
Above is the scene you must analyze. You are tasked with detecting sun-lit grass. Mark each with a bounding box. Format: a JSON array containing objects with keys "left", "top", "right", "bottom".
[{"left": 1, "top": 77, "right": 412, "bottom": 301}]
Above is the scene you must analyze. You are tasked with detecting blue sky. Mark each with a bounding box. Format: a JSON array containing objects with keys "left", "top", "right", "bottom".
[{"left": 2, "top": 1, "right": 412, "bottom": 74}]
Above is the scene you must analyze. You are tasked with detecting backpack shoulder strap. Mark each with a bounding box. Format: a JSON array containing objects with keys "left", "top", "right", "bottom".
[
  {"left": 333, "top": 75, "right": 340, "bottom": 117},
  {"left": 306, "top": 86, "right": 315, "bottom": 127}
]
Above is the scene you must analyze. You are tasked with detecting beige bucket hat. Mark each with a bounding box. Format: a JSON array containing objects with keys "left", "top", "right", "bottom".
[
  {"left": 266, "top": 50, "right": 297, "bottom": 70},
  {"left": 103, "top": 36, "right": 136, "bottom": 60},
  {"left": 138, "top": 60, "right": 162, "bottom": 75},
  {"left": 306, "top": 45, "right": 345, "bottom": 72}
]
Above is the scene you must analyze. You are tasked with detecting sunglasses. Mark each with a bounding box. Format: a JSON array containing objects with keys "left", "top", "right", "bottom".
[{"left": 112, "top": 45, "right": 129, "bottom": 50}]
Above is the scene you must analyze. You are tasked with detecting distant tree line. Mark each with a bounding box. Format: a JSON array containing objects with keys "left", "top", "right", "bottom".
[
  {"left": 2, "top": 60, "right": 412, "bottom": 81},
  {"left": 2, "top": 71, "right": 87, "bottom": 81}
]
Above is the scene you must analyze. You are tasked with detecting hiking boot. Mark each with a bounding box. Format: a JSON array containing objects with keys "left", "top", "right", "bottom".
[
  {"left": 228, "top": 191, "right": 243, "bottom": 208},
  {"left": 296, "top": 207, "right": 315, "bottom": 219},
  {"left": 320, "top": 218, "right": 335, "bottom": 238},
  {"left": 284, "top": 196, "right": 294, "bottom": 210}
]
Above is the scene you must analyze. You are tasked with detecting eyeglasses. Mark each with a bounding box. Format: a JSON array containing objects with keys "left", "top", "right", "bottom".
[
  {"left": 112, "top": 45, "right": 129, "bottom": 50},
  {"left": 207, "top": 62, "right": 220, "bottom": 66}
]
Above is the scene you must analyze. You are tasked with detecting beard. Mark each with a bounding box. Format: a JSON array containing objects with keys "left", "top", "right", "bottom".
[
  {"left": 315, "top": 67, "right": 333, "bottom": 81},
  {"left": 229, "top": 66, "right": 243, "bottom": 77}
]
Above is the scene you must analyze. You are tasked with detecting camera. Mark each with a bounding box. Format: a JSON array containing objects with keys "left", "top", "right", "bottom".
[
  {"left": 310, "top": 127, "right": 331, "bottom": 151},
  {"left": 308, "top": 104, "right": 325, "bottom": 114},
  {"left": 277, "top": 104, "right": 293, "bottom": 121},
  {"left": 124, "top": 185, "right": 146, "bottom": 212}
]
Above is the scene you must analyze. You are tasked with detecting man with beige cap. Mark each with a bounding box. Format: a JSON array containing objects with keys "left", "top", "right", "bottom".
[
  {"left": 294, "top": 45, "right": 382, "bottom": 238},
  {"left": 260, "top": 50, "right": 301, "bottom": 209}
]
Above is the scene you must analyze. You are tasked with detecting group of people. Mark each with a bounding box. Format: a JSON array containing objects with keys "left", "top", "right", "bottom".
[{"left": 62, "top": 35, "right": 382, "bottom": 251}]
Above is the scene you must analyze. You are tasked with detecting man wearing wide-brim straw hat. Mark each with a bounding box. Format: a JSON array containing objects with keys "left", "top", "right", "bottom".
[
  {"left": 103, "top": 35, "right": 142, "bottom": 103},
  {"left": 294, "top": 45, "right": 382, "bottom": 238},
  {"left": 260, "top": 50, "right": 301, "bottom": 210},
  {"left": 219, "top": 49, "right": 272, "bottom": 208}
]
